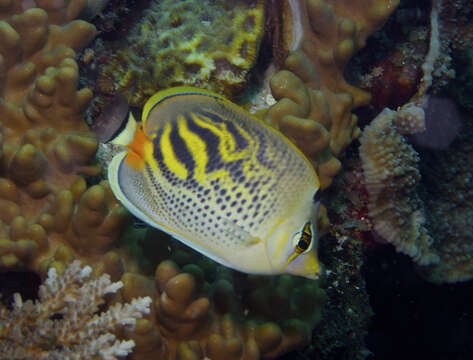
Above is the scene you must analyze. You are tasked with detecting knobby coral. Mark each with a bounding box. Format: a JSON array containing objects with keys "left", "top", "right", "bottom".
[
  {"left": 114, "top": 231, "right": 328, "bottom": 360},
  {"left": 0, "top": 260, "right": 152, "bottom": 359},
  {"left": 264, "top": 0, "right": 399, "bottom": 189},
  {"left": 0, "top": 2, "right": 129, "bottom": 270}
]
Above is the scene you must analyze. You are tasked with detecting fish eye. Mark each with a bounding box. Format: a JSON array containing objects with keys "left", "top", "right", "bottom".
[{"left": 292, "top": 222, "right": 313, "bottom": 254}]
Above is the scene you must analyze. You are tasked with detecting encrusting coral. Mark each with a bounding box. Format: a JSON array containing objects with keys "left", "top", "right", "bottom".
[
  {"left": 264, "top": 0, "right": 399, "bottom": 189},
  {"left": 0, "top": 260, "right": 152, "bottom": 359},
  {"left": 359, "top": 105, "right": 439, "bottom": 266},
  {"left": 98, "top": 0, "right": 266, "bottom": 106},
  {"left": 417, "top": 115, "right": 473, "bottom": 284},
  {"left": 358, "top": 0, "right": 473, "bottom": 283}
]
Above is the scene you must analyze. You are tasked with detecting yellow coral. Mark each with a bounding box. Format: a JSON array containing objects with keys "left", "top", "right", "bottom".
[{"left": 98, "top": 0, "right": 265, "bottom": 106}]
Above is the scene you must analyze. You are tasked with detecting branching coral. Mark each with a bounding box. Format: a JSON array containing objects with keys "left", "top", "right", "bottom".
[
  {"left": 264, "top": 0, "right": 399, "bottom": 188},
  {"left": 98, "top": 0, "right": 265, "bottom": 106},
  {"left": 0, "top": 260, "right": 152, "bottom": 359}
]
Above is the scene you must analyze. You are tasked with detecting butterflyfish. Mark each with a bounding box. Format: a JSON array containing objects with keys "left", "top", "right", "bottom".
[{"left": 107, "top": 86, "right": 322, "bottom": 279}]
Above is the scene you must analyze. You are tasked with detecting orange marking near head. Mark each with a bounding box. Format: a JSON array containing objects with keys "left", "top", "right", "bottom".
[
  {"left": 124, "top": 128, "right": 149, "bottom": 170},
  {"left": 125, "top": 151, "right": 145, "bottom": 170}
]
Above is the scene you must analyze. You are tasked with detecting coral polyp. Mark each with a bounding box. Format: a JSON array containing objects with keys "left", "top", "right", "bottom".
[{"left": 98, "top": 0, "right": 265, "bottom": 106}]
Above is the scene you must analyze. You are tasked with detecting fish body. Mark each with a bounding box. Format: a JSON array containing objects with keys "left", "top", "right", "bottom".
[{"left": 108, "top": 87, "right": 322, "bottom": 279}]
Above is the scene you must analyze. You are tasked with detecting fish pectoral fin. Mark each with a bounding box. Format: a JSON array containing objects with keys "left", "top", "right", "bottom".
[
  {"left": 243, "top": 236, "right": 261, "bottom": 246},
  {"left": 221, "top": 219, "right": 261, "bottom": 247}
]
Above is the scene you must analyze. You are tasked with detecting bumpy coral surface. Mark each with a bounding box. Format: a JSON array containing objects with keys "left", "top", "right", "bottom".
[
  {"left": 119, "top": 232, "right": 327, "bottom": 360},
  {"left": 418, "top": 115, "right": 473, "bottom": 283},
  {"left": 264, "top": 0, "right": 399, "bottom": 188},
  {"left": 98, "top": 0, "right": 265, "bottom": 106},
  {"left": 0, "top": 0, "right": 130, "bottom": 271},
  {"left": 359, "top": 105, "right": 439, "bottom": 266}
]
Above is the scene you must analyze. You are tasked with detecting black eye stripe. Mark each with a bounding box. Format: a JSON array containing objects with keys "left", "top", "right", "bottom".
[
  {"left": 313, "top": 190, "right": 322, "bottom": 203},
  {"left": 109, "top": 110, "right": 132, "bottom": 140},
  {"left": 297, "top": 239, "right": 309, "bottom": 250}
]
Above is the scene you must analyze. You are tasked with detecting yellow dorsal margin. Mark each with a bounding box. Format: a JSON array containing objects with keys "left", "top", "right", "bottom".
[{"left": 142, "top": 86, "right": 225, "bottom": 130}]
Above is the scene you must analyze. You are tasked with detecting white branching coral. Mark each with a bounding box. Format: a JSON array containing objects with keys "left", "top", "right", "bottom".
[{"left": 0, "top": 261, "right": 152, "bottom": 360}]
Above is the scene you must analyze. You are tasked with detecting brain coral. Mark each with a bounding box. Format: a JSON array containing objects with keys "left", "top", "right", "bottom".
[{"left": 98, "top": 0, "right": 265, "bottom": 106}]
